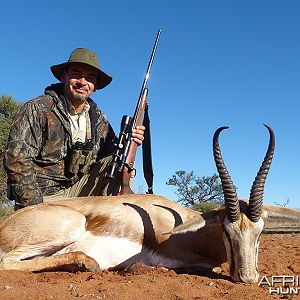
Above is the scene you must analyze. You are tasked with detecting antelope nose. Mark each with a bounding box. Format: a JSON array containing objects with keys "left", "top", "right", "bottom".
[{"left": 237, "top": 270, "right": 259, "bottom": 284}]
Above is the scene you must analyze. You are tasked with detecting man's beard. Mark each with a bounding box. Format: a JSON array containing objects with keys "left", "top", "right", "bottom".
[
  {"left": 70, "top": 85, "right": 89, "bottom": 102},
  {"left": 72, "top": 92, "right": 88, "bottom": 102}
]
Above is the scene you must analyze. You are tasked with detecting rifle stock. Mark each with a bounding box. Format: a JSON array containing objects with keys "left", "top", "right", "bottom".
[{"left": 119, "top": 89, "right": 148, "bottom": 195}]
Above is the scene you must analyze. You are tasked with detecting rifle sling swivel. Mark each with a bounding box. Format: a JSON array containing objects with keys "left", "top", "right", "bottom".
[{"left": 124, "top": 163, "right": 136, "bottom": 177}]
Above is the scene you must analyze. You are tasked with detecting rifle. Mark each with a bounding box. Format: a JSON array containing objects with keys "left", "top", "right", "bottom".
[{"left": 106, "top": 30, "right": 161, "bottom": 195}]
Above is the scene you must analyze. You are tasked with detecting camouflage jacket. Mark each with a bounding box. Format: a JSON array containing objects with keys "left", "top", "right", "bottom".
[{"left": 4, "top": 83, "right": 117, "bottom": 208}]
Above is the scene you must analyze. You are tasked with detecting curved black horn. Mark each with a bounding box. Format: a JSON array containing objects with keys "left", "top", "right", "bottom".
[
  {"left": 213, "top": 126, "right": 240, "bottom": 223},
  {"left": 249, "top": 124, "right": 275, "bottom": 222}
]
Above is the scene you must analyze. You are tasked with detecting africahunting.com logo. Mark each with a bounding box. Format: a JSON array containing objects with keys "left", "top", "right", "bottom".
[{"left": 258, "top": 275, "right": 300, "bottom": 295}]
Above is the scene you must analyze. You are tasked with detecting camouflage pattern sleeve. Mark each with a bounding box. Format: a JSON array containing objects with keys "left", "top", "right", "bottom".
[{"left": 4, "top": 101, "right": 44, "bottom": 208}]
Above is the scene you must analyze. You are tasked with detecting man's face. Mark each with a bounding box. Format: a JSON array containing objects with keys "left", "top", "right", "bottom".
[{"left": 61, "top": 62, "right": 98, "bottom": 105}]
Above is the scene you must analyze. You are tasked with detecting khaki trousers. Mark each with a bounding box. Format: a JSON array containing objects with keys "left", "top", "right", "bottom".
[{"left": 43, "top": 156, "right": 121, "bottom": 202}]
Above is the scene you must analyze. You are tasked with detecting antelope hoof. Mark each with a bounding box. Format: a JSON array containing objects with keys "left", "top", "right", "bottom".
[{"left": 212, "top": 266, "right": 222, "bottom": 274}]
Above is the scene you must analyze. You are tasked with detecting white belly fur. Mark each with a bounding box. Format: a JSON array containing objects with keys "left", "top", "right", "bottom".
[
  {"left": 53, "top": 231, "right": 185, "bottom": 271},
  {"left": 54, "top": 231, "right": 143, "bottom": 270}
]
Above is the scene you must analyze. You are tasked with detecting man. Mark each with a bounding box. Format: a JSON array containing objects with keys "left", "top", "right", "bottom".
[{"left": 4, "top": 48, "right": 145, "bottom": 210}]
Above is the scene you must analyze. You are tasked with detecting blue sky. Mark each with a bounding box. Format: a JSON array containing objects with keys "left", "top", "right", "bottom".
[{"left": 1, "top": 1, "right": 299, "bottom": 208}]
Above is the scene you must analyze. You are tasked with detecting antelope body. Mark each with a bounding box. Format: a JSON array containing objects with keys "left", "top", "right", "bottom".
[{"left": 0, "top": 125, "right": 299, "bottom": 283}]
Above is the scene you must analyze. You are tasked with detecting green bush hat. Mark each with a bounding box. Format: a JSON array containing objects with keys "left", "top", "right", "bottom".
[{"left": 50, "top": 48, "right": 112, "bottom": 90}]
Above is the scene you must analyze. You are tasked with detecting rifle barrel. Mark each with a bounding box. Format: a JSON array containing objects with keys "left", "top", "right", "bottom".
[
  {"left": 142, "top": 29, "right": 161, "bottom": 91},
  {"left": 133, "top": 29, "right": 161, "bottom": 126}
]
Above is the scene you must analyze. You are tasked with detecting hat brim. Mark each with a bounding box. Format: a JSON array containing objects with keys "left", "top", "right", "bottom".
[{"left": 50, "top": 62, "right": 112, "bottom": 90}]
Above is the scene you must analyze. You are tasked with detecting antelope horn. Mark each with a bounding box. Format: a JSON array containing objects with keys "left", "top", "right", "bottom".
[
  {"left": 213, "top": 126, "right": 240, "bottom": 223},
  {"left": 249, "top": 124, "right": 275, "bottom": 222}
]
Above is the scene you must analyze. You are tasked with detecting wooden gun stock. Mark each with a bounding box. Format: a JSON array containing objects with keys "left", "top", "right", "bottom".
[{"left": 119, "top": 89, "right": 148, "bottom": 195}]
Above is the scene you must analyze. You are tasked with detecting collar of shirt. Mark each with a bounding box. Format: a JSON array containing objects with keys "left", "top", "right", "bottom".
[{"left": 67, "top": 101, "right": 90, "bottom": 116}]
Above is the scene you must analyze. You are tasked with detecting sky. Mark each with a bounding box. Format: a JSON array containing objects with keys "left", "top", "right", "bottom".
[{"left": 1, "top": 0, "right": 299, "bottom": 208}]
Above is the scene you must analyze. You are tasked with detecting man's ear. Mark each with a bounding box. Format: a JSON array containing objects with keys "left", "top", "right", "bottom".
[
  {"left": 61, "top": 72, "right": 66, "bottom": 83},
  {"left": 93, "top": 78, "right": 98, "bottom": 92}
]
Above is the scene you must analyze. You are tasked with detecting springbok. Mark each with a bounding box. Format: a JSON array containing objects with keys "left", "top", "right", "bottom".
[{"left": 0, "top": 125, "right": 299, "bottom": 284}]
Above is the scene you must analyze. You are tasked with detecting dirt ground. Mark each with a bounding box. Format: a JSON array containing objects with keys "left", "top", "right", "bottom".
[{"left": 0, "top": 234, "right": 299, "bottom": 300}]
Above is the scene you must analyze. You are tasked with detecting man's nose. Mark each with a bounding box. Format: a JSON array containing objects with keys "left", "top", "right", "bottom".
[{"left": 77, "top": 77, "right": 88, "bottom": 85}]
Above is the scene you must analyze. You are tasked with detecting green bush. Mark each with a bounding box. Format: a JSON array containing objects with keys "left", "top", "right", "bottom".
[
  {"left": 0, "top": 95, "right": 21, "bottom": 216},
  {"left": 192, "top": 202, "right": 220, "bottom": 213}
]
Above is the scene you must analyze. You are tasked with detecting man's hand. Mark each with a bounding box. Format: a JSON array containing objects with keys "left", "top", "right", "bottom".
[{"left": 132, "top": 125, "right": 145, "bottom": 145}]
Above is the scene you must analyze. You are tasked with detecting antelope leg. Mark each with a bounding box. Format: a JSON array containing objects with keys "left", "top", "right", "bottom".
[{"left": 0, "top": 251, "right": 100, "bottom": 272}]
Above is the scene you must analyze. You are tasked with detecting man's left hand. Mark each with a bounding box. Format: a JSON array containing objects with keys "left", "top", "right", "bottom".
[{"left": 132, "top": 126, "right": 145, "bottom": 146}]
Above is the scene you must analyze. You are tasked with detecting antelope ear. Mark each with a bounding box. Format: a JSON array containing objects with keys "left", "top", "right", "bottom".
[
  {"left": 262, "top": 205, "right": 300, "bottom": 233},
  {"left": 168, "top": 210, "right": 221, "bottom": 235}
]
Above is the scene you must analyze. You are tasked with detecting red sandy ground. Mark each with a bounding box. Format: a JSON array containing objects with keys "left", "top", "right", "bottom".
[{"left": 0, "top": 234, "right": 299, "bottom": 300}]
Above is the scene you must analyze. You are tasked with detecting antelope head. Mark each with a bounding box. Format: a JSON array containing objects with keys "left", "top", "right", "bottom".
[{"left": 214, "top": 124, "right": 275, "bottom": 283}]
